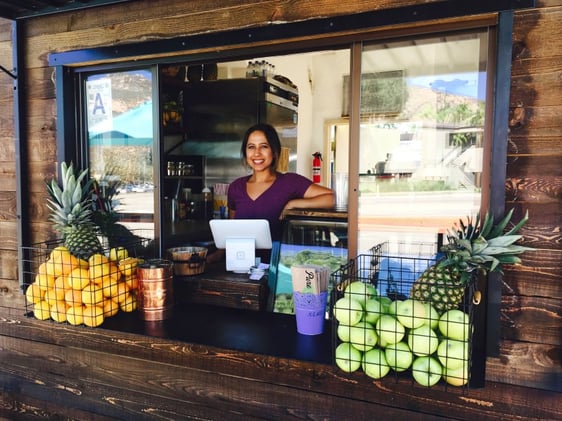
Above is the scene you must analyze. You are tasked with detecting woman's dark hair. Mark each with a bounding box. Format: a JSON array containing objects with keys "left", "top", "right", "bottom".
[{"left": 241, "top": 123, "right": 282, "bottom": 172}]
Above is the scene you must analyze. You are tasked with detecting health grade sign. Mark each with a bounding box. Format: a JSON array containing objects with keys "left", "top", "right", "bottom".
[{"left": 86, "top": 77, "right": 113, "bottom": 133}]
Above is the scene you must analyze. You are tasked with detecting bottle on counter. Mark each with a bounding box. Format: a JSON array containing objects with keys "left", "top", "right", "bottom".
[
  {"left": 178, "top": 188, "right": 191, "bottom": 220},
  {"left": 202, "top": 186, "right": 213, "bottom": 220}
]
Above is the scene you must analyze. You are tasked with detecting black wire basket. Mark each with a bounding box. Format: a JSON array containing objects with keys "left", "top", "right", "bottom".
[
  {"left": 330, "top": 241, "right": 477, "bottom": 390},
  {"left": 21, "top": 232, "right": 154, "bottom": 327}
]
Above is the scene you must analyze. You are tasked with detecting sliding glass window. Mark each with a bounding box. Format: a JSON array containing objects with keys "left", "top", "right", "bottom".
[
  {"left": 84, "top": 69, "right": 156, "bottom": 243},
  {"left": 350, "top": 30, "right": 489, "bottom": 252}
]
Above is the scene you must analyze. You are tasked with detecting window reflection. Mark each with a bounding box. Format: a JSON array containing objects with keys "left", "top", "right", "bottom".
[
  {"left": 85, "top": 69, "right": 155, "bottom": 239},
  {"left": 355, "top": 31, "right": 489, "bottom": 251}
]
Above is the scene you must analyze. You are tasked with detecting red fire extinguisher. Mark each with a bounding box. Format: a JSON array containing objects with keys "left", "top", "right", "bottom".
[{"left": 312, "top": 152, "right": 322, "bottom": 183}]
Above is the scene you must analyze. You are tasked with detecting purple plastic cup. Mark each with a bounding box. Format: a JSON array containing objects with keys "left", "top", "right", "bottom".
[{"left": 293, "top": 291, "right": 328, "bottom": 335}]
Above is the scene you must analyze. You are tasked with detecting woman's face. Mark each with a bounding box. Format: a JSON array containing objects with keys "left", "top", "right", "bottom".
[{"left": 245, "top": 130, "right": 274, "bottom": 172}]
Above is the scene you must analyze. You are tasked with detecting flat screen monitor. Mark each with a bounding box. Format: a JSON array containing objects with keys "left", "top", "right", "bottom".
[{"left": 209, "top": 219, "right": 272, "bottom": 272}]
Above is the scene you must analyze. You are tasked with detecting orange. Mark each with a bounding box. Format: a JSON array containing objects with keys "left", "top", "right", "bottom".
[
  {"left": 89, "top": 260, "right": 112, "bottom": 284},
  {"left": 124, "top": 275, "right": 139, "bottom": 290},
  {"left": 50, "top": 301, "right": 68, "bottom": 323},
  {"left": 103, "top": 298, "right": 120, "bottom": 318},
  {"left": 77, "top": 258, "right": 89, "bottom": 269},
  {"left": 37, "top": 261, "right": 49, "bottom": 276},
  {"left": 120, "top": 293, "right": 138, "bottom": 313},
  {"left": 25, "top": 283, "right": 45, "bottom": 304},
  {"left": 88, "top": 253, "right": 109, "bottom": 268},
  {"left": 83, "top": 305, "right": 104, "bottom": 327},
  {"left": 118, "top": 257, "right": 139, "bottom": 278},
  {"left": 66, "top": 305, "right": 84, "bottom": 326},
  {"left": 44, "top": 288, "right": 65, "bottom": 306},
  {"left": 33, "top": 300, "right": 51, "bottom": 320},
  {"left": 35, "top": 272, "right": 55, "bottom": 290},
  {"left": 67, "top": 267, "right": 90, "bottom": 290},
  {"left": 112, "top": 281, "right": 130, "bottom": 303},
  {"left": 48, "top": 246, "right": 69, "bottom": 261},
  {"left": 53, "top": 275, "right": 67, "bottom": 292},
  {"left": 44, "top": 258, "right": 62, "bottom": 277},
  {"left": 101, "top": 277, "right": 119, "bottom": 298},
  {"left": 64, "top": 288, "right": 83, "bottom": 306},
  {"left": 81, "top": 284, "right": 104, "bottom": 306},
  {"left": 50, "top": 248, "right": 80, "bottom": 275}
]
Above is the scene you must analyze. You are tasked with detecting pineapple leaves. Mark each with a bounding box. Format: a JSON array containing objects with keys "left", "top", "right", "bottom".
[
  {"left": 505, "top": 210, "right": 529, "bottom": 236},
  {"left": 487, "top": 235, "right": 523, "bottom": 248},
  {"left": 487, "top": 208, "right": 518, "bottom": 239},
  {"left": 439, "top": 208, "right": 533, "bottom": 277},
  {"left": 471, "top": 237, "right": 488, "bottom": 254},
  {"left": 479, "top": 212, "right": 494, "bottom": 238}
]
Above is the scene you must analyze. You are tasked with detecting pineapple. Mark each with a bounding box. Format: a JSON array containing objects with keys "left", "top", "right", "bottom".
[
  {"left": 46, "top": 162, "right": 103, "bottom": 260},
  {"left": 410, "top": 209, "right": 532, "bottom": 312}
]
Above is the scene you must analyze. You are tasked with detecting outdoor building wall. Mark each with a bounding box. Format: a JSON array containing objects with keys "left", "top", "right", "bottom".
[{"left": 0, "top": 0, "right": 560, "bottom": 418}]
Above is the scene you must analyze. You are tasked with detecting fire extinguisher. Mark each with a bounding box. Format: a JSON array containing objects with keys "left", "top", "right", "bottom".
[{"left": 312, "top": 152, "right": 322, "bottom": 183}]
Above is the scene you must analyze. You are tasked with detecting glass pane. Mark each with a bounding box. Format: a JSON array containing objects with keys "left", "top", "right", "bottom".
[
  {"left": 85, "top": 69, "right": 155, "bottom": 242},
  {"left": 356, "top": 31, "right": 488, "bottom": 252}
]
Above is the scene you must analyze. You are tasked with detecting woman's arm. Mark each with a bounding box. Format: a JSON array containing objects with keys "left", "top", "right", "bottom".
[{"left": 283, "top": 183, "right": 335, "bottom": 213}]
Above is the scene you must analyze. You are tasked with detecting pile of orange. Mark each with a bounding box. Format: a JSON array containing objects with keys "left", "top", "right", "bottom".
[{"left": 25, "top": 246, "right": 141, "bottom": 327}]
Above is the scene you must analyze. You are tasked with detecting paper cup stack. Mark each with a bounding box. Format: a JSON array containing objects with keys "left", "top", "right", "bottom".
[{"left": 291, "top": 265, "right": 329, "bottom": 335}]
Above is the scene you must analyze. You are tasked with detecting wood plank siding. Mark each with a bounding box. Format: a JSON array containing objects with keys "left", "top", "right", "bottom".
[{"left": 0, "top": 0, "right": 560, "bottom": 418}]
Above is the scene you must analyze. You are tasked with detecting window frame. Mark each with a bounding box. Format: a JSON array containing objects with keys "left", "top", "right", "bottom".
[{"left": 46, "top": 11, "right": 516, "bottom": 375}]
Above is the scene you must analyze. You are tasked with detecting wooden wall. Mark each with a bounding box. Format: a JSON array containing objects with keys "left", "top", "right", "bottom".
[
  {"left": 0, "top": 0, "right": 560, "bottom": 417},
  {"left": 484, "top": 3, "right": 562, "bottom": 390}
]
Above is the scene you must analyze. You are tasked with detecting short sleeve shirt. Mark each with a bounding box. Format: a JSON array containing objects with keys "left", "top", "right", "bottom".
[{"left": 227, "top": 172, "right": 312, "bottom": 240}]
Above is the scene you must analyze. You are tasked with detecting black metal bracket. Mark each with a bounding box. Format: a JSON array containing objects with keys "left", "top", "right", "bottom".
[{"left": 0, "top": 64, "right": 17, "bottom": 79}]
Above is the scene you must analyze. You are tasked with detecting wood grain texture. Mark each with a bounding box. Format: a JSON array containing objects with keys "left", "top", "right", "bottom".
[
  {"left": 0, "top": 308, "right": 560, "bottom": 420},
  {"left": 503, "top": 254, "right": 562, "bottom": 293},
  {"left": 500, "top": 294, "right": 561, "bottom": 345},
  {"left": 508, "top": 134, "right": 562, "bottom": 156},
  {"left": 0, "top": 1, "right": 559, "bottom": 417},
  {"left": 0, "top": 249, "right": 18, "bottom": 280},
  {"left": 486, "top": 340, "right": 562, "bottom": 392}
]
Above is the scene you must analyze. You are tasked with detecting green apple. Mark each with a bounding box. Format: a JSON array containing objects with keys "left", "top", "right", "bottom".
[
  {"left": 438, "top": 309, "right": 470, "bottom": 341},
  {"left": 423, "top": 303, "right": 440, "bottom": 330},
  {"left": 375, "top": 314, "right": 405, "bottom": 345},
  {"left": 378, "top": 333, "right": 389, "bottom": 348},
  {"left": 349, "top": 321, "right": 378, "bottom": 352},
  {"left": 385, "top": 341, "right": 413, "bottom": 372},
  {"left": 335, "top": 342, "right": 362, "bottom": 373},
  {"left": 395, "top": 299, "right": 427, "bottom": 329},
  {"left": 443, "top": 363, "right": 469, "bottom": 386},
  {"left": 362, "top": 348, "right": 390, "bottom": 379},
  {"left": 333, "top": 296, "right": 364, "bottom": 326},
  {"left": 337, "top": 324, "right": 352, "bottom": 342},
  {"left": 387, "top": 300, "right": 402, "bottom": 316},
  {"left": 437, "top": 339, "right": 469, "bottom": 369},
  {"left": 364, "top": 298, "right": 383, "bottom": 325},
  {"left": 412, "top": 356, "right": 442, "bottom": 387},
  {"left": 408, "top": 325, "right": 439, "bottom": 356},
  {"left": 344, "top": 281, "right": 377, "bottom": 307},
  {"left": 378, "top": 296, "right": 392, "bottom": 313}
]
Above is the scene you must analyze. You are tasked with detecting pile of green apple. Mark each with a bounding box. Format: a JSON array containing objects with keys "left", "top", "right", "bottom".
[{"left": 333, "top": 281, "right": 471, "bottom": 387}]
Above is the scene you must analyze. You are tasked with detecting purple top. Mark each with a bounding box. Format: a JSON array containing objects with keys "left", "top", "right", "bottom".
[{"left": 228, "top": 172, "right": 312, "bottom": 240}]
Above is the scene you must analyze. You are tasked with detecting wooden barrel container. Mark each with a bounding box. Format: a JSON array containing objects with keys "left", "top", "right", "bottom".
[{"left": 167, "top": 246, "right": 207, "bottom": 276}]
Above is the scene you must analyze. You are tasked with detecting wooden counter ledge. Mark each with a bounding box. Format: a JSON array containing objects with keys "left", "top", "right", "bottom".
[{"left": 102, "top": 301, "right": 333, "bottom": 364}]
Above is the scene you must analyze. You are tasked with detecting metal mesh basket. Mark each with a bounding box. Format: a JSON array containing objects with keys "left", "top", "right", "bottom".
[
  {"left": 21, "top": 233, "right": 154, "bottom": 327},
  {"left": 331, "top": 241, "right": 476, "bottom": 390}
]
